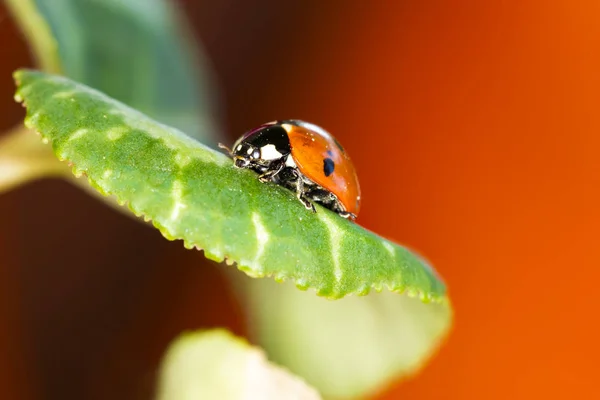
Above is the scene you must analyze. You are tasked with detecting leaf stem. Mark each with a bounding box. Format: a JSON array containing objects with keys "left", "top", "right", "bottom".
[
  {"left": 0, "top": 125, "right": 66, "bottom": 193},
  {"left": 0, "top": 125, "right": 151, "bottom": 223}
]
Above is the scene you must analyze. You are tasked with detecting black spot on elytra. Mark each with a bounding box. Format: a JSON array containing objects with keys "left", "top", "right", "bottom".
[
  {"left": 326, "top": 150, "right": 334, "bottom": 157},
  {"left": 323, "top": 157, "right": 335, "bottom": 177}
]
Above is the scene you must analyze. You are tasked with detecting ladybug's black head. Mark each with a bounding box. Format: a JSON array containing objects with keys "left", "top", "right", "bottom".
[
  {"left": 232, "top": 140, "right": 261, "bottom": 168},
  {"left": 228, "top": 123, "right": 292, "bottom": 170}
]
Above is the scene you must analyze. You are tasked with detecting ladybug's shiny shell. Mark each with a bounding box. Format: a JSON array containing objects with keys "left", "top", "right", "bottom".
[{"left": 219, "top": 120, "right": 361, "bottom": 220}]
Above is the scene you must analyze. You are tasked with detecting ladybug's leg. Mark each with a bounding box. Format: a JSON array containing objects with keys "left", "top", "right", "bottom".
[
  {"left": 337, "top": 211, "right": 357, "bottom": 220},
  {"left": 295, "top": 176, "right": 317, "bottom": 213},
  {"left": 305, "top": 188, "right": 355, "bottom": 219},
  {"left": 258, "top": 158, "right": 286, "bottom": 183}
]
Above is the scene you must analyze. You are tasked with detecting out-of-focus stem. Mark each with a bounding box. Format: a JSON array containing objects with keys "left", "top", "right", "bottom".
[
  {"left": 0, "top": 125, "right": 66, "bottom": 193},
  {"left": 0, "top": 125, "right": 152, "bottom": 224}
]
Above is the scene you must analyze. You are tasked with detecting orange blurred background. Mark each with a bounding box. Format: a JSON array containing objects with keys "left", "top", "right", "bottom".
[{"left": 1, "top": 0, "right": 600, "bottom": 399}]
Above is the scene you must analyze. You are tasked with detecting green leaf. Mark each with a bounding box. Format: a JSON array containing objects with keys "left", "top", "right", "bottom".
[
  {"left": 237, "top": 276, "right": 452, "bottom": 399},
  {"left": 155, "top": 329, "right": 322, "bottom": 400},
  {"left": 13, "top": 69, "right": 449, "bottom": 302},
  {"left": 6, "top": 0, "right": 221, "bottom": 143}
]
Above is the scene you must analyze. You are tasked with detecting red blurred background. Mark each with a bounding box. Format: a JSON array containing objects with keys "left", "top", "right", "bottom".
[{"left": 1, "top": 0, "right": 599, "bottom": 399}]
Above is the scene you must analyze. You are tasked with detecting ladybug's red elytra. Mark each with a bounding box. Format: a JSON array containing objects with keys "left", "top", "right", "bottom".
[{"left": 219, "top": 120, "right": 361, "bottom": 220}]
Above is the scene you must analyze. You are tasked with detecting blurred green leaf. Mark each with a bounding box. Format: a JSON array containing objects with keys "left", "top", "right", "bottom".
[
  {"left": 4, "top": 0, "right": 61, "bottom": 73},
  {"left": 156, "top": 329, "right": 322, "bottom": 400},
  {"left": 14, "top": 69, "right": 450, "bottom": 303},
  {"left": 237, "top": 276, "right": 452, "bottom": 399},
  {"left": 6, "top": 0, "right": 221, "bottom": 143}
]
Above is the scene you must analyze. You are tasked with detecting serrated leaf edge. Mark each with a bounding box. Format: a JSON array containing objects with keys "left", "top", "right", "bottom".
[{"left": 13, "top": 70, "right": 450, "bottom": 305}]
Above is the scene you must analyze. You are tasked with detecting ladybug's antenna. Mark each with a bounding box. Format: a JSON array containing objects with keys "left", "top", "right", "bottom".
[{"left": 217, "top": 143, "right": 232, "bottom": 154}]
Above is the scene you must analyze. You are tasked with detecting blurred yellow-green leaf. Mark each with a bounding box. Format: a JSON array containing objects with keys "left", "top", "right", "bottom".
[
  {"left": 155, "top": 329, "right": 322, "bottom": 400},
  {"left": 236, "top": 275, "right": 452, "bottom": 399}
]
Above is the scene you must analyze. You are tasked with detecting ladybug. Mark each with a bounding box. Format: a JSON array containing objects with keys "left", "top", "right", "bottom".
[{"left": 219, "top": 120, "right": 361, "bottom": 220}]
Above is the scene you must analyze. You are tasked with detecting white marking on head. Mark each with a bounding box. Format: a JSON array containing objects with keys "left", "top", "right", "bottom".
[
  {"left": 236, "top": 144, "right": 243, "bottom": 151},
  {"left": 246, "top": 146, "right": 254, "bottom": 155},
  {"left": 260, "top": 144, "right": 283, "bottom": 160},
  {"left": 281, "top": 123, "right": 293, "bottom": 133},
  {"left": 285, "top": 155, "right": 297, "bottom": 167}
]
